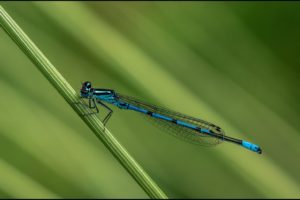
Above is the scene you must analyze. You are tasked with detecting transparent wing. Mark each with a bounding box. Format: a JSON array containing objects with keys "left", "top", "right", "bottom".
[{"left": 116, "top": 93, "right": 225, "bottom": 146}]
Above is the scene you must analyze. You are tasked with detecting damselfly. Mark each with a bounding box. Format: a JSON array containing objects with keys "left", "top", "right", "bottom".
[{"left": 79, "top": 81, "right": 262, "bottom": 154}]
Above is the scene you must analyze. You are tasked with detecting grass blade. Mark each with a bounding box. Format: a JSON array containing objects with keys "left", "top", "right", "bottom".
[{"left": 0, "top": 5, "right": 167, "bottom": 199}]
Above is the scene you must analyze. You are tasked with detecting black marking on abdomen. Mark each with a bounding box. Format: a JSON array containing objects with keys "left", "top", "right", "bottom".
[
  {"left": 172, "top": 119, "right": 177, "bottom": 124},
  {"left": 195, "top": 127, "right": 202, "bottom": 132},
  {"left": 147, "top": 111, "right": 153, "bottom": 116}
]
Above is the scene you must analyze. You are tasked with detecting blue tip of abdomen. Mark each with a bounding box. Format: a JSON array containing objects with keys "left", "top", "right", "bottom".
[{"left": 241, "top": 140, "right": 262, "bottom": 154}]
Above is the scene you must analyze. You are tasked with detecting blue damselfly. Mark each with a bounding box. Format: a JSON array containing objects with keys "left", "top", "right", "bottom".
[{"left": 79, "top": 81, "right": 262, "bottom": 154}]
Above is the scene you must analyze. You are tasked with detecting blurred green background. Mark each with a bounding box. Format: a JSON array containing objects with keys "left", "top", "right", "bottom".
[{"left": 0, "top": 1, "right": 300, "bottom": 198}]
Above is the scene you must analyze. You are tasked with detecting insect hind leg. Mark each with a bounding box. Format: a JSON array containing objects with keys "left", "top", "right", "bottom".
[{"left": 97, "top": 100, "right": 113, "bottom": 126}]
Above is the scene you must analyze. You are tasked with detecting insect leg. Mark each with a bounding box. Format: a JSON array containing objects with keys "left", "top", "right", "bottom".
[
  {"left": 89, "top": 98, "right": 99, "bottom": 113},
  {"left": 82, "top": 98, "right": 99, "bottom": 116},
  {"left": 73, "top": 96, "right": 92, "bottom": 110},
  {"left": 73, "top": 96, "right": 86, "bottom": 105},
  {"left": 97, "top": 100, "right": 113, "bottom": 126}
]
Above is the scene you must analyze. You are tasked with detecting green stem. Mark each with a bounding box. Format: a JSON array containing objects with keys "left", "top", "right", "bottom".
[{"left": 0, "top": 5, "right": 167, "bottom": 199}]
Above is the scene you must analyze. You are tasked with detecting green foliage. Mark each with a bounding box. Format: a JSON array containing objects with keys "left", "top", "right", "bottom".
[
  {"left": 0, "top": 2, "right": 300, "bottom": 198},
  {"left": 0, "top": 5, "right": 167, "bottom": 199}
]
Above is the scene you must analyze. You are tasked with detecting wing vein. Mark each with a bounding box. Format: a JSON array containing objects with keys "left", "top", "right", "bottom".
[{"left": 116, "top": 93, "right": 225, "bottom": 146}]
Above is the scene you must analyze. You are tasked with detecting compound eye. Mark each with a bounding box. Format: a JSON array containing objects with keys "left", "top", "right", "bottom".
[
  {"left": 83, "top": 81, "right": 92, "bottom": 89},
  {"left": 87, "top": 82, "right": 91, "bottom": 88}
]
